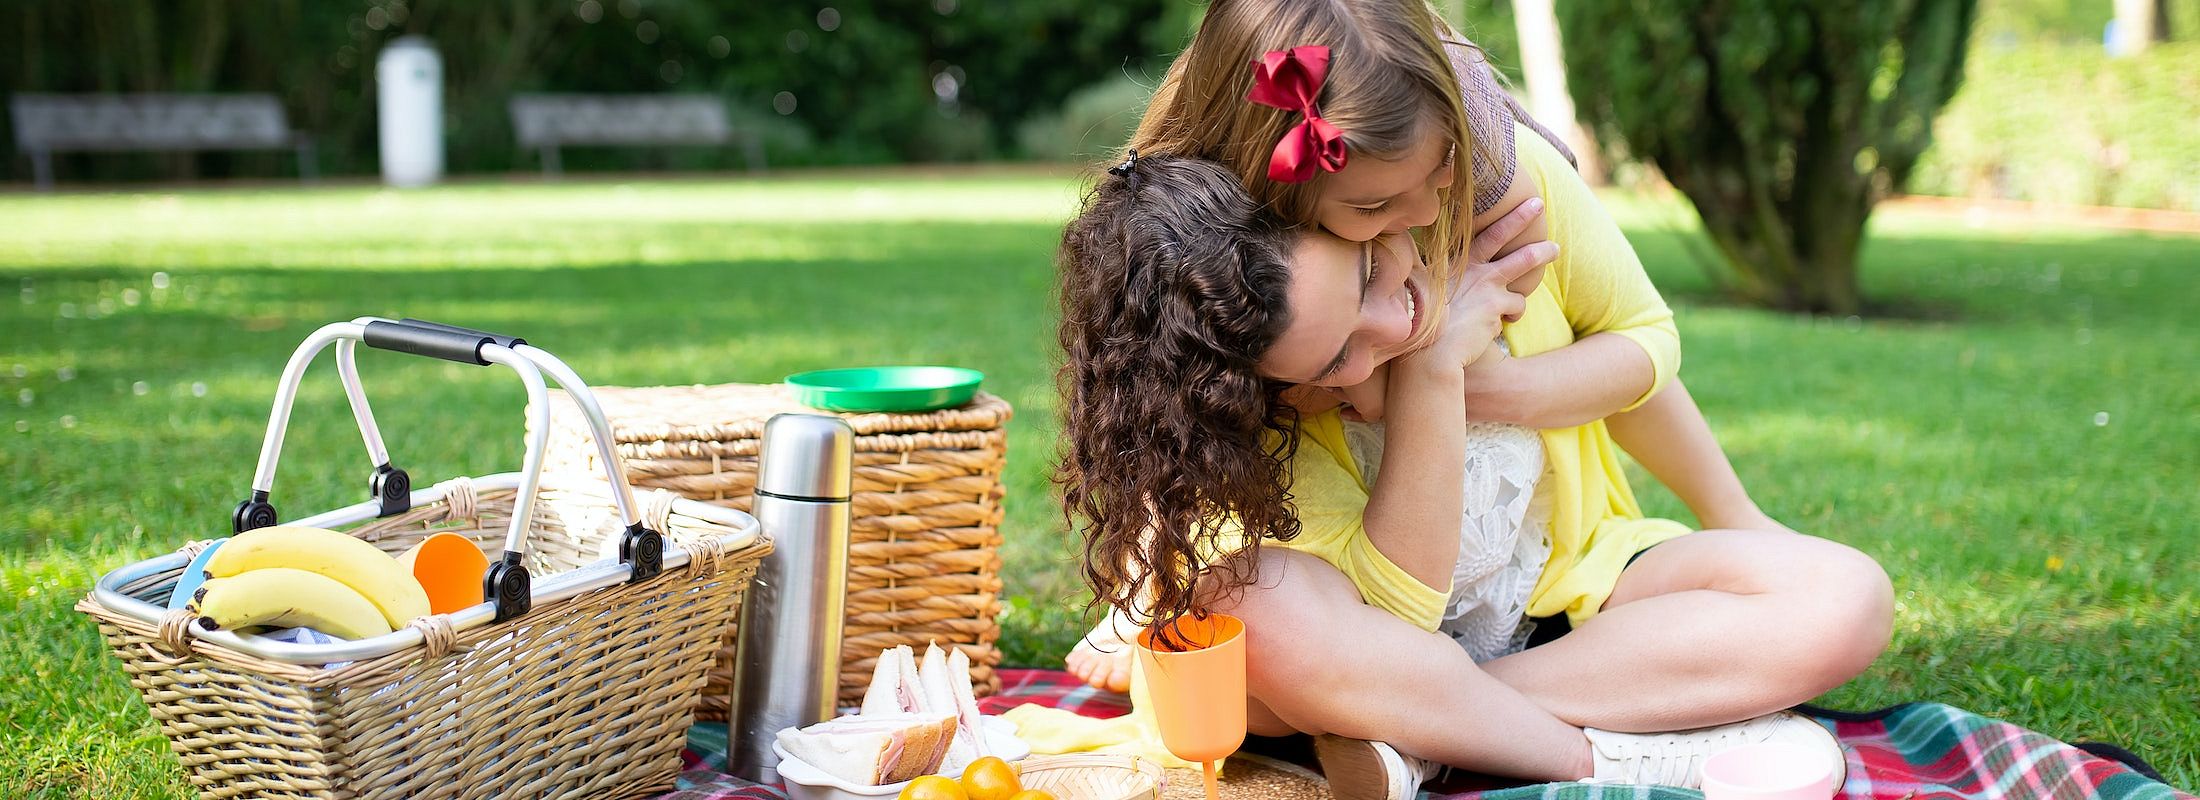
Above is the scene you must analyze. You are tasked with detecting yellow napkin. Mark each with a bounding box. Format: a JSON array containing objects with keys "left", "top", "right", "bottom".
[{"left": 999, "top": 652, "right": 1221, "bottom": 771}]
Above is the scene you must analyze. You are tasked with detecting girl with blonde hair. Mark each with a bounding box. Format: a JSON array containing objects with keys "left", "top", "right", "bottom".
[{"left": 1042, "top": 1, "right": 1895, "bottom": 797}]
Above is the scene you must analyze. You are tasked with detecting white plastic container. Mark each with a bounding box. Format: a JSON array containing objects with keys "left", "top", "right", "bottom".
[{"left": 376, "top": 35, "right": 443, "bottom": 188}]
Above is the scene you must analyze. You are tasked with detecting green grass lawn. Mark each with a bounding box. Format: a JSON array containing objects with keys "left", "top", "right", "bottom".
[{"left": 1, "top": 173, "right": 2194, "bottom": 797}]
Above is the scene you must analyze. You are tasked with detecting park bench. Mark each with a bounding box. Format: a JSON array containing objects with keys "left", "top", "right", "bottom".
[
  {"left": 508, "top": 93, "right": 764, "bottom": 176},
  {"left": 9, "top": 94, "right": 315, "bottom": 191}
]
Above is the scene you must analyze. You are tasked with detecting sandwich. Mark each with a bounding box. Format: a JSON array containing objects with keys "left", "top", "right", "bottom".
[
  {"left": 860, "top": 644, "right": 924, "bottom": 716},
  {"left": 774, "top": 711, "right": 958, "bottom": 786},
  {"left": 944, "top": 646, "right": 990, "bottom": 761},
  {"left": 783, "top": 641, "right": 992, "bottom": 785},
  {"left": 862, "top": 643, "right": 991, "bottom": 769}
]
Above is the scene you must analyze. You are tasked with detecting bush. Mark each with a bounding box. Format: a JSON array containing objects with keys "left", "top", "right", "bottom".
[
  {"left": 1908, "top": 41, "right": 2200, "bottom": 211},
  {"left": 1014, "top": 74, "right": 1154, "bottom": 164},
  {"left": 0, "top": 0, "right": 1172, "bottom": 180},
  {"left": 1008, "top": 1, "right": 1530, "bottom": 165}
]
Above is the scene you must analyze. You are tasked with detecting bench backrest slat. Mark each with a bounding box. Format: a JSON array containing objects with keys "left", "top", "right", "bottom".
[
  {"left": 10, "top": 94, "right": 294, "bottom": 152},
  {"left": 509, "top": 94, "right": 730, "bottom": 147}
]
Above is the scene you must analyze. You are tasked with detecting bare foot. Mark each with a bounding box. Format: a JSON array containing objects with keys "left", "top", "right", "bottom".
[{"left": 1064, "top": 616, "right": 1135, "bottom": 694}]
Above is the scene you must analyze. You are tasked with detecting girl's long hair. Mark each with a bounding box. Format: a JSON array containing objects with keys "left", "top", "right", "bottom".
[
  {"left": 1131, "top": 0, "right": 1480, "bottom": 343},
  {"left": 1055, "top": 154, "right": 1302, "bottom": 641}
]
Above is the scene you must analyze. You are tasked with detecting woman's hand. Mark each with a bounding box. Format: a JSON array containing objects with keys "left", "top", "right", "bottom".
[{"left": 1340, "top": 198, "right": 1555, "bottom": 422}]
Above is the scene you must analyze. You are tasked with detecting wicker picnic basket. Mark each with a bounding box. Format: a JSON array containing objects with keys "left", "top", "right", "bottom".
[
  {"left": 77, "top": 319, "right": 770, "bottom": 800},
  {"left": 536, "top": 381, "right": 1010, "bottom": 716}
]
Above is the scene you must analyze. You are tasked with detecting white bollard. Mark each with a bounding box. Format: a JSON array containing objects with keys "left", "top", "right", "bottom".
[{"left": 376, "top": 36, "right": 444, "bottom": 188}]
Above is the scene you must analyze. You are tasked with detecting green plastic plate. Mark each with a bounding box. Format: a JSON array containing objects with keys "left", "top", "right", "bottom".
[{"left": 785, "top": 366, "right": 984, "bottom": 413}]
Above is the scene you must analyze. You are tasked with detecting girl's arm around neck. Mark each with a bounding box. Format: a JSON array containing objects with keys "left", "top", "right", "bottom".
[
  {"left": 1463, "top": 331, "right": 1654, "bottom": 428},
  {"left": 1461, "top": 129, "right": 1673, "bottom": 427}
]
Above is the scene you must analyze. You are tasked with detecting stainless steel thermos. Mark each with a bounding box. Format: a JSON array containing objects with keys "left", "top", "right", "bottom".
[{"left": 728, "top": 413, "right": 853, "bottom": 785}]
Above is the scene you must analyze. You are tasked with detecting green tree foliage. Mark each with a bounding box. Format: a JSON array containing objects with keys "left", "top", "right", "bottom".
[
  {"left": 1560, "top": 0, "right": 1980, "bottom": 313},
  {"left": 0, "top": 0, "right": 1173, "bottom": 180},
  {"left": 1911, "top": 41, "right": 2200, "bottom": 211}
]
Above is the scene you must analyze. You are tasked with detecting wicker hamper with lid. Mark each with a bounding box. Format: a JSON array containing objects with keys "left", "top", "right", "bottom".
[{"left": 537, "top": 382, "right": 1011, "bottom": 717}]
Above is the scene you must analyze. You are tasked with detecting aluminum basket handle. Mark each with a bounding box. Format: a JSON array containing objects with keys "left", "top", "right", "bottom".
[
  {"left": 236, "top": 317, "right": 663, "bottom": 622},
  {"left": 329, "top": 335, "right": 411, "bottom": 518},
  {"left": 325, "top": 315, "right": 549, "bottom": 518}
]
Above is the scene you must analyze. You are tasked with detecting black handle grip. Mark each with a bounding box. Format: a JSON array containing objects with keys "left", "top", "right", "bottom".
[
  {"left": 398, "top": 318, "right": 526, "bottom": 351},
  {"left": 362, "top": 319, "right": 494, "bottom": 365}
]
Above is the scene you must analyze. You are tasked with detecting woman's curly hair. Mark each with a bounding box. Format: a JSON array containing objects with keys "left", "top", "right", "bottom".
[{"left": 1055, "top": 154, "right": 1304, "bottom": 644}]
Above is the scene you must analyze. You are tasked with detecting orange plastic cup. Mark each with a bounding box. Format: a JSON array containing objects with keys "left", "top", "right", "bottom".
[
  {"left": 1135, "top": 613, "right": 1246, "bottom": 800},
  {"left": 397, "top": 532, "right": 491, "bottom": 615}
]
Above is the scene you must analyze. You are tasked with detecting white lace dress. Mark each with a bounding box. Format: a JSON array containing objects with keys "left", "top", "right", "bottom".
[{"left": 1340, "top": 364, "right": 1553, "bottom": 663}]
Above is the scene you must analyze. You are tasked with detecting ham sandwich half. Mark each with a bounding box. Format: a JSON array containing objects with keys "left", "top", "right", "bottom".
[
  {"left": 775, "top": 641, "right": 992, "bottom": 786},
  {"left": 861, "top": 643, "right": 991, "bottom": 770},
  {"left": 773, "top": 711, "right": 956, "bottom": 786}
]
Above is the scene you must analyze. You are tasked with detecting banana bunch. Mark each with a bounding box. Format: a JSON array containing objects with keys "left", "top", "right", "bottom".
[{"left": 187, "top": 525, "right": 432, "bottom": 640}]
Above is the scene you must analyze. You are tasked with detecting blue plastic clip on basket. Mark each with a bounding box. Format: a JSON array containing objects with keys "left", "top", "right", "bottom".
[{"left": 76, "top": 318, "right": 771, "bottom": 800}]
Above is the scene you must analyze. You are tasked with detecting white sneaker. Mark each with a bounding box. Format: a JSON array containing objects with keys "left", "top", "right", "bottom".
[
  {"left": 1585, "top": 711, "right": 1847, "bottom": 789},
  {"left": 1315, "top": 734, "right": 1435, "bottom": 800}
]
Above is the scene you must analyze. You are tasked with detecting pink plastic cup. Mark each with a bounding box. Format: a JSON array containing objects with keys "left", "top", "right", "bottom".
[{"left": 1701, "top": 742, "right": 1841, "bottom": 800}]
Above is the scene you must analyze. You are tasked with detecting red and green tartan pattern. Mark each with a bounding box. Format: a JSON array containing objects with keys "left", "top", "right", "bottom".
[{"left": 657, "top": 669, "right": 2190, "bottom": 800}]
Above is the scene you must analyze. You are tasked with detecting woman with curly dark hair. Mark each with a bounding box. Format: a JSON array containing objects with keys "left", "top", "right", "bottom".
[
  {"left": 1045, "top": 147, "right": 1877, "bottom": 797},
  {"left": 1049, "top": 149, "right": 1602, "bottom": 789},
  {"left": 1056, "top": 153, "right": 1533, "bottom": 654}
]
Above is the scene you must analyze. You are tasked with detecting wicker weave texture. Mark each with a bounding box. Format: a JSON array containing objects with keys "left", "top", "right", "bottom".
[
  {"left": 538, "top": 383, "right": 1011, "bottom": 716},
  {"left": 78, "top": 484, "right": 766, "bottom": 800},
  {"left": 1019, "top": 754, "right": 1167, "bottom": 800}
]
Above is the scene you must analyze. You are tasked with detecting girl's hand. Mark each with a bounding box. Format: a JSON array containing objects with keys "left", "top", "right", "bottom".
[
  {"left": 1475, "top": 197, "right": 1553, "bottom": 321},
  {"left": 1337, "top": 198, "right": 1555, "bottom": 422},
  {"left": 1396, "top": 223, "right": 1551, "bottom": 379},
  {"left": 1426, "top": 196, "right": 1554, "bottom": 367}
]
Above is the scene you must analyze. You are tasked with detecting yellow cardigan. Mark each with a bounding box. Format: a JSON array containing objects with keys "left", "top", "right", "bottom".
[{"left": 1259, "top": 123, "right": 1692, "bottom": 631}]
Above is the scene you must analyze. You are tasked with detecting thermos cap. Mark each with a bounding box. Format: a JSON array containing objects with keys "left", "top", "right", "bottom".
[{"left": 757, "top": 413, "right": 853, "bottom": 499}]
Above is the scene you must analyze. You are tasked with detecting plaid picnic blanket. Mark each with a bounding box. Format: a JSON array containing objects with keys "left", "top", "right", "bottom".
[{"left": 656, "top": 669, "right": 2190, "bottom": 800}]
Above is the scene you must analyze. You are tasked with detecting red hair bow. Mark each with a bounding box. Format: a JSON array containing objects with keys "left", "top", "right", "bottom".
[{"left": 1246, "top": 45, "right": 1346, "bottom": 183}]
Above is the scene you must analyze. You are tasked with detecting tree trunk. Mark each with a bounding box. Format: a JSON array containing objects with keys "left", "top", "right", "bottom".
[
  {"left": 1670, "top": 137, "right": 1871, "bottom": 315},
  {"left": 1790, "top": 167, "right": 1868, "bottom": 314},
  {"left": 2112, "top": 0, "right": 2158, "bottom": 55},
  {"left": 1511, "top": 0, "right": 1605, "bottom": 182}
]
